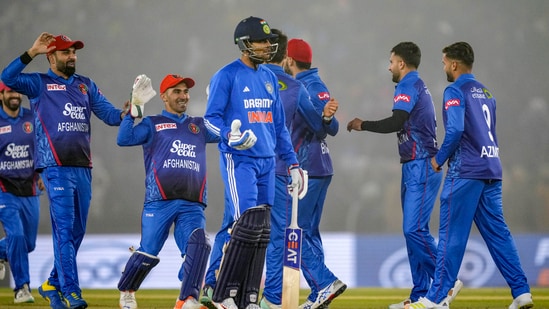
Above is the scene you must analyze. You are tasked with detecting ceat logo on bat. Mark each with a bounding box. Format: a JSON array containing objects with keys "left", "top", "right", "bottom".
[
  {"left": 394, "top": 94, "right": 411, "bottom": 104},
  {"left": 444, "top": 99, "right": 461, "bottom": 110},
  {"left": 318, "top": 92, "right": 330, "bottom": 100}
]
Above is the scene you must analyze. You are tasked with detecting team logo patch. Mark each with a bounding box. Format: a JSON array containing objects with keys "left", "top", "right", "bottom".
[
  {"left": 394, "top": 94, "right": 411, "bottom": 104},
  {"left": 265, "top": 82, "right": 274, "bottom": 94},
  {"left": 318, "top": 91, "right": 330, "bottom": 100},
  {"left": 444, "top": 98, "right": 461, "bottom": 110},
  {"left": 79, "top": 84, "right": 88, "bottom": 95},
  {"left": 278, "top": 80, "right": 288, "bottom": 91},
  {"left": 188, "top": 123, "right": 200, "bottom": 134},
  {"left": 22, "top": 121, "right": 33, "bottom": 134},
  {"left": 0, "top": 125, "right": 12, "bottom": 134},
  {"left": 260, "top": 19, "right": 271, "bottom": 35}
]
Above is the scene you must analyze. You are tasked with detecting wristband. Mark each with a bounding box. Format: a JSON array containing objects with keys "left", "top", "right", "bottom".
[
  {"left": 20, "top": 51, "right": 33, "bottom": 65},
  {"left": 322, "top": 113, "right": 333, "bottom": 122}
]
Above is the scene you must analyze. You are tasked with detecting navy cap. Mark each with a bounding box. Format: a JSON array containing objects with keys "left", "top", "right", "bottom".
[{"left": 234, "top": 16, "right": 277, "bottom": 44}]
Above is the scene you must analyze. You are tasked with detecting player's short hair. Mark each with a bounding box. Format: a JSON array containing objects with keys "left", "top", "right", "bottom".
[
  {"left": 269, "top": 29, "right": 287, "bottom": 64},
  {"left": 443, "top": 42, "right": 474, "bottom": 68},
  {"left": 391, "top": 42, "right": 421, "bottom": 69}
]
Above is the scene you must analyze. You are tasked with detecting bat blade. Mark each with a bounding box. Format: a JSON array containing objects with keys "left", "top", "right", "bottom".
[{"left": 282, "top": 188, "right": 302, "bottom": 309}]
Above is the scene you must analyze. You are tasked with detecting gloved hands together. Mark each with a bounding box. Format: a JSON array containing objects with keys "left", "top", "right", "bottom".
[
  {"left": 289, "top": 164, "right": 308, "bottom": 199},
  {"left": 228, "top": 119, "right": 257, "bottom": 150},
  {"left": 130, "top": 74, "right": 156, "bottom": 118}
]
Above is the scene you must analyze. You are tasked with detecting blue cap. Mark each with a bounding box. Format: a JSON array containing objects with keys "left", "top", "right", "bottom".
[{"left": 234, "top": 16, "right": 277, "bottom": 44}]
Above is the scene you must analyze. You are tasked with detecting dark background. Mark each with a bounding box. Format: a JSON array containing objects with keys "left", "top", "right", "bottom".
[{"left": 1, "top": 0, "right": 547, "bottom": 236}]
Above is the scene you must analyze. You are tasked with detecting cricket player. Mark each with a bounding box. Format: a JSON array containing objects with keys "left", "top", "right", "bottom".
[
  {"left": 202, "top": 16, "right": 306, "bottom": 309},
  {"left": 406, "top": 42, "right": 533, "bottom": 309},
  {"left": 260, "top": 28, "right": 338, "bottom": 309},
  {"left": 116, "top": 74, "right": 218, "bottom": 309},
  {"left": 284, "top": 38, "right": 346, "bottom": 309},
  {"left": 0, "top": 83, "right": 42, "bottom": 304},
  {"left": 1, "top": 32, "right": 126, "bottom": 309}
]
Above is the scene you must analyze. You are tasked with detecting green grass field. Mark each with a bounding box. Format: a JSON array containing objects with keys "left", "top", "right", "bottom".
[{"left": 1, "top": 287, "right": 548, "bottom": 309}]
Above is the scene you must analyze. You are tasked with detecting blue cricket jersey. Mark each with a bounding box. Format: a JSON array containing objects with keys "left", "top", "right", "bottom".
[
  {"left": 294, "top": 68, "right": 339, "bottom": 177},
  {"left": 392, "top": 71, "right": 438, "bottom": 163},
  {"left": 435, "top": 73, "right": 502, "bottom": 179},
  {"left": 2, "top": 57, "right": 123, "bottom": 169},
  {"left": 262, "top": 64, "right": 327, "bottom": 176},
  {"left": 0, "top": 107, "right": 40, "bottom": 196},
  {"left": 204, "top": 59, "right": 297, "bottom": 166},
  {"left": 118, "top": 111, "right": 219, "bottom": 204}
]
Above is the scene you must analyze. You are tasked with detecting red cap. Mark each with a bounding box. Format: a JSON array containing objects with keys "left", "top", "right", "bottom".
[
  {"left": 0, "top": 82, "right": 12, "bottom": 92},
  {"left": 160, "top": 74, "right": 195, "bottom": 94},
  {"left": 47, "top": 35, "right": 84, "bottom": 54},
  {"left": 287, "top": 38, "right": 312, "bottom": 64}
]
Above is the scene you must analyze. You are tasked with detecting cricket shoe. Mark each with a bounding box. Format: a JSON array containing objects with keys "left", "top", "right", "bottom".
[
  {"left": 259, "top": 297, "right": 281, "bottom": 309},
  {"left": 0, "top": 259, "right": 6, "bottom": 280},
  {"left": 404, "top": 297, "right": 446, "bottom": 309},
  {"left": 299, "top": 279, "right": 346, "bottom": 309},
  {"left": 14, "top": 283, "right": 35, "bottom": 303},
  {"left": 38, "top": 280, "right": 67, "bottom": 309},
  {"left": 212, "top": 297, "right": 238, "bottom": 309},
  {"left": 438, "top": 279, "right": 463, "bottom": 306},
  {"left": 388, "top": 298, "right": 411, "bottom": 309},
  {"left": 120, "top": 290, "right": 137, "bottom": 309},
  {"left": 64, "top": 292, "right": 88, "bottom": 309},
  {"left": 508, "top": 293, "right": 534, "bottom": 309},
  {"left": 174, "top": 296, "right": 207, "bottom": 309},
  {"left": 200, "top": 285, "right": 216, "bottom": 309}
]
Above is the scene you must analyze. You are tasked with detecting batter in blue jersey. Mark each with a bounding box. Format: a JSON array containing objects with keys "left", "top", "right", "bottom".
[{"left": 202, "top": 17, "right": 306, "bottom": 309}]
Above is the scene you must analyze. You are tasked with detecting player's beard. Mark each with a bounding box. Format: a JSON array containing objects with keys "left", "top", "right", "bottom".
[
  {"left": 57, "top": 61, "right": 76, "bottom": 76},
  {"left": 446, "top": 71, "right": 454, "bottom": 82},
  {"left": 3, "top": 97, "right": 21, "bottom": 112},
  {"left": 391, "top": 71, "right": 400, "bottom": 83}
]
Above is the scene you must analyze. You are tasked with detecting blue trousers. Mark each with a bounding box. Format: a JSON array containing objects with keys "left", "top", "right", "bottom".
[
  {"left": 138, "top": 199, "right": 206, "bottom": 281},
  {"left": 401, "top": 158, "right": 441, "bottom": 301},
  {"left": 426, "top": 178, "right": 530, "bottom": 303},
  {"left": 204, "top": 153, "right": 275, "bottom": 287},
  {"left": 262, "top": 175, "right": 337, "bottom": 304},
  {"left": 0, "top": 192, "right": 40, "bottom": 289},
  {"left": 42, "top": 166, "right": 91, "bottom": 297}
]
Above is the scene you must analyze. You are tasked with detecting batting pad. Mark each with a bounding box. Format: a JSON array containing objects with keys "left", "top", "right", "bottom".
[
  {"left": 117, "top": 250, "right": 160, "bottom": 291},
  {"left": 238, "top": 206, "right": 271, "bottom": 308},
  {"left": 178, "top": 228, "right": 211, "bottom": 300},
  {"left": 212, "top": 206, "right": 269, "bottom": 303}
]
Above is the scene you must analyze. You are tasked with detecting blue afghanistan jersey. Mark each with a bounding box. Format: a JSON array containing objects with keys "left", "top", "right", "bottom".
[
  {"left": 263, "top": 64, "right": 327, "bottom": 176},
  {"left": 0, "top": 107, "right": 40, "bottom": 196},
  {"left": 204, "top": 59, "right": 297, "bottom": 167},
  {"left": 392, "top": 71, "right": 438, "bottom": 163},
  {"left": 436, "top": 74, "right": 502, "bottom": 179},
  {"left": 1, "top": 57, "right": 123, "bottom": 169},
  {"left": 118, "top": 111, "right": 219, "bottom": 204},
  {"left": 294, "top": 68, "right": 339, "bottom": 177}
]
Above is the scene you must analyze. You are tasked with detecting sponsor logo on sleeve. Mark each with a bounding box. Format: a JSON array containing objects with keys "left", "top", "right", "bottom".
[
  {"left": 393, "top": 94, "right": 411, "bottom": 104},
  {"left": 318, "top": 92, "right": 330, "bottom": 100},
  {"left": 444, "top": 98, "right": 461, "bottom": 110}
]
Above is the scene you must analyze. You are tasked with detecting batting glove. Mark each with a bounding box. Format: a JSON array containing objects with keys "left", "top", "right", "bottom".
[
  {"left": 289, "top": 164, "right": 308, "bottom": 199},
  {"left": 228, "top": 119, "right": 257, "bottom": 150},
  {"left": 130, "top": 74, "right": 156, "bottom": 118}
]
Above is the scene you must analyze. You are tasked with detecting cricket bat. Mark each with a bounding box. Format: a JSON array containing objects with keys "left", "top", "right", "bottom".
[{"left": 281, "top": 185, "right": 302, "bottom": 309}]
